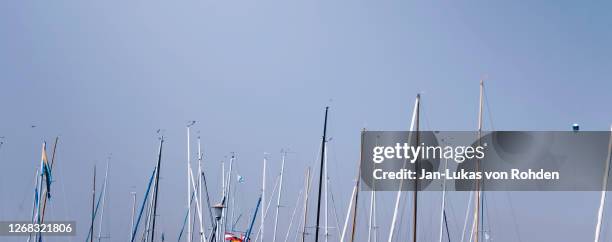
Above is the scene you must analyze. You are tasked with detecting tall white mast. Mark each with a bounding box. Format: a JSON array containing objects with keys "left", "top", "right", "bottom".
[
  {"left": 301, "top": 167, "right": 311, "bottom": 242},
  {"left": 474, "top": 80, "right": 484, "bottom": 242},
  {"left": 187, "top": 121, "right": 195, "bottom": 242},
  {"left": 197, "top": 135, "right": 204, "bottom": 242},
  {"left": 367, "top": 178, "right": 376, "bottom": 242},
  {"left": 387, "top": 94, "right": 420, "bottom": 242},
  {"left": 373, "top": 186, "right": 377, "bottom": 242},
  {"left": 218, "top": 159, "right": 225, "bottom": 242},
  {"left": 223, "top": 155, "right": 235, "bottom": 236},
  {"left": 261, "top": 155, "right": 267, "bottom": 242},
  {"left": 273, "top": 151, "right": 287, "bottom": 242},
  {"left": 340, "top": 179, "right": 357, "bottom": 242},
  {"left": 255, "top": 175, "right": 281, "bottom": 242},
  {"left": 438, "top": 158, "right": 449, "bottom": 242},
  {"left": 188, "top": 166, "right": 206, "bottom": 242},
  {"left": 221, "top": 160, "right": 225, "bottom": 198},
  {"left": 594, "top": 125, "right": 612, "bottom": 242}
]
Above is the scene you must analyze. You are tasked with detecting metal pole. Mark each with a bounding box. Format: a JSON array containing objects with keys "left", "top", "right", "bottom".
[
  {"left": 187, "top": 123, "right": 194, "bottom": 242},
  {"left": 302, "top": 168, "right": 311, "bottom": 242},
  {"left": 350, "top": 130, "right": 365, "bottom": 242},
  {"left": 198, "top": 136, "right": 204, "bottom": 242},
  {"left": 367, "top": 137, "right": 375, "bottom": 242},
  {"left": 438, "top": 158, "right": 449, "bottom": 242},
  {"left": 412, "top": 94, "right": 420, "bottom": 242},
  {"left": 324, "top": 144, "right": 329, "bottom": 242},
  {"left": 130, "top": 192, "right": 136, "bottom": 241},
  {"left": 387, "top": 95, "right": 419, "bottom": 242},
  {"left": 273, "top": 151, "right": 287, "bottom": 242},
  {"left": 151, "top": 137, "right": 164, "bottom": 242},
  {"left": 314, "top": 107, "right": 329, "bottom": 242},
  {"left": 224, "top": 155, "right": 235, "bottom": 235},
  {"left": 261, "top": 155, "right": 267, "bottom": 242},
  {"left": 91, "top": 165, "right": 96, "bottom": 242},
  {"left": 97, "top": 158, "right": 110, "bottom": 241},
  {"left": 474, "top": 80, "right": 484, "bottom": 242},
  {"left": 594, "top": 125, "right": 612, "bottom": 242}
]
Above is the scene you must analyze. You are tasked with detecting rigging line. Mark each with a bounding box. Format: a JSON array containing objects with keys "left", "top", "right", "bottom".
[
  {"left": 293, "top": 203, "right": 305, "bottom": 242},
  {"left": 441, "top": 136, "right": 459, "bottom": 242},
  {"left": 480, "top": 185, "right": 485, "bottom": 240},
  {"left": 177, "top": 189, "right": 198, "bottom": 241},
  {"left": 460, "top": 190, "right": 474, "bottom": 242},
  {"left": 488, "top": 192, "right": 505, "bottom": 242},
  {"left": 443, "top": 210, "right": 451, "bottom": 242},
  {"left": 445, "top": 192, "right": 460, "bottom": 235},
  {"left": 396, "top": 192, "right": 407, "bottom": 242},
  {"left": 284, "top": 189, "right": 303, "bottom": 242},
  {"left": 487, "top": 195, "right": 494, "bottom": 240},
  {"left": 328, "top": 138, "right": 348, "bottom": 237},
  {"left": 483, "top": 87, "right": 495, "bottom": 131},
  {"left": 130, "top": 168, "right": 156, "bottom": 242},
  {"left": 18, "top": 168, "right": 38, "bottom": 216},
  {"left": 254, "top": 175, "right": 281, "bottom": 242},
  {"left": 328, "top": 183, "right": 342, "bottom": 239},
  {"left": 422, "top": 98, "right": 433, "bottom": 131},
  {"left": 200, "top": 169, "right": 214, "bottom": 229},
  {"left": 59, "top": 164, "right": 74, "bottom": 242},
  {"left": 190, "top": 207, "right": 196, "bottom": 242},
  {"left": 604, "top": 215, "right": 610, "bottom": 242},
  {"left": 504, "top": 192, "right": 523, "bottom": 242}
]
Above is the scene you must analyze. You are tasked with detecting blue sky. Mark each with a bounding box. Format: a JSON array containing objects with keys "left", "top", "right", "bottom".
[{"left": 1, "top": 1, "right": 611, "bottom": 241}]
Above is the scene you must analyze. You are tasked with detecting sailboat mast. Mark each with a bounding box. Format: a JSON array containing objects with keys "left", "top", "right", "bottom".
[
  {"left": 373, "top": 184, "right": 377, "bottom": 242},
  {"left": 273, "top": 151, "right": 287, "bottom": 242},
  {"left": 349, "top": 157, "right": 361, "bottom": 242},
  {"left": 474, "top": 80, "right": 484, "bottom": 242},
  {"left": 340, "top": 170, "right": 358, "bottom": 242},
  {"left": 187, "top": 123, "right": 194, "bottom": 242},
  {"left": 351, "top": 130, "right": 365, "bottom": 242},
  {"left": 198, "top": 135, "right": 204, "bottom": 242},
  {"left": 261, "top": 155, "right": 267, "bottom": 242},
  {"left": 387, "top": 95, "right": 420, "bottom": 242},
  {"left": 594, "top": 125, "right": 612, "bottom": 242},
  {"left": 412, "top": 94, "right": 420, "bottom": 242},
  {"left": 150, "top": 137, "right": 164, "bottom": 242},
  {"left": 367, "top": 141, "right": 376, "bottom": 242},
  {"left": 302, "top": 167, "right": 311, "bottom": 242},
  {"left": 97, "top": 158, "right": 111, "bottom": 241},
  {"left": 91, "top": 165, "right": 96, "bottom": 242},
  {"left": 314, "top": 106, "right": 329, "bottom": 242},
  {"left": 324, "top": 143, "right": 329, "bottom": 242},
  {"left": 367, "top": 139, "right": 375, "bottom": 242},
  {"left": 224, "top": 155, "right": 235, "bottom": 235},
  {"left": 130, "top": 192, "right": 137, "bottom": 241},
  {"left": 36, "top": 142, "right": 47, "bottom": 242},
  {"left": 438, "top": 156, "right": 449, "bottom": 242},
  {"left": 368, "top": 192, "right": 374, "bottom": 242},
  {"left": 201, "top": 170, "right": 215, "bottom": 228}
]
